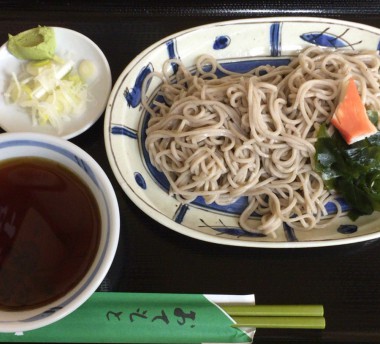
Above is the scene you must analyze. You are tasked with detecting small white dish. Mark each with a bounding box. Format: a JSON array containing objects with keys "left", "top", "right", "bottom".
[
  {"left": 0, "top": 27, "right": 112, "bottom": 139},
  {"left": 105, "top": 17, "right": 380, "bottom": 248}
]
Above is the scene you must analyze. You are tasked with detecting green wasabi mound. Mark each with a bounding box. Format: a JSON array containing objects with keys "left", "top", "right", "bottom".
[{"left": 7, "top": 26, "right": 56, "bottom": 60}]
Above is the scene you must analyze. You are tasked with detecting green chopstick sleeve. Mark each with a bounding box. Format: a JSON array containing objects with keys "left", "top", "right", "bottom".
[{"left": 0, "top": 293, "right": 254, "bottom": 344}]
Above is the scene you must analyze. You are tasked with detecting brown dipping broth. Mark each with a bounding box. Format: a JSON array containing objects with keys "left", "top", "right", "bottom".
[{"left": 0, "top": 157, "right": 101, "bottom": 311}]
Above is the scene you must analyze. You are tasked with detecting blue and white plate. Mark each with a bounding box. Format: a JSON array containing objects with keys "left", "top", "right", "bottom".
[{"left": 104, "top": 17, "right": 380, "bottom": 248}]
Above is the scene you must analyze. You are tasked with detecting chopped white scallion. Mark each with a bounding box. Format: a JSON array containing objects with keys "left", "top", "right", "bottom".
[
  {"left": 32, "top": 60, "right": 75, "bottom": 99},
  {"left": 4, "top": 55, "right": 94, "bottom": 133},
  {"left": 78, "top": 59, "right": 97, "bottom": 82}
]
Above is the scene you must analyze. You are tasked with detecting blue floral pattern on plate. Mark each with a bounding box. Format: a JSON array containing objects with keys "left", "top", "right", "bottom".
[{"left": 105, "top": 17, "right": 380, "bottom": 248}]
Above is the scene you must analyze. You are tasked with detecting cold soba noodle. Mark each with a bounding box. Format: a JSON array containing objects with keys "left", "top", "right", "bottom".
[{"left": 143, "top": 47, "right": 380, "bottom": 236}]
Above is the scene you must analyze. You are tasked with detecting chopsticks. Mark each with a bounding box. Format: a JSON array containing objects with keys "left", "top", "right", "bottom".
[
  {"left": 231, "top": 316, "right": 325, "bottom": 329},
  {"left": 219, "top": 305, "right": 325, "bottom": 329}
]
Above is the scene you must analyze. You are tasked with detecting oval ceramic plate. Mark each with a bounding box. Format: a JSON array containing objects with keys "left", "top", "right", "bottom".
[
  {"left": 0, "top": 27, "right": 112, "bottom": 139},
  {"left": 105, "top": 17, "right": 380, "bottom": 248}
]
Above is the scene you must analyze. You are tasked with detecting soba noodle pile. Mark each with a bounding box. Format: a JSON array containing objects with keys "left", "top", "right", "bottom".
[{"left": 143, "top": 47, "right": 380, "bottom": 236}]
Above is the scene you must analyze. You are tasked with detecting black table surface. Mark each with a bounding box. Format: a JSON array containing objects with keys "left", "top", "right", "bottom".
[{"left": 1, "top": 1, "right": 380, "bottom": 343}]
